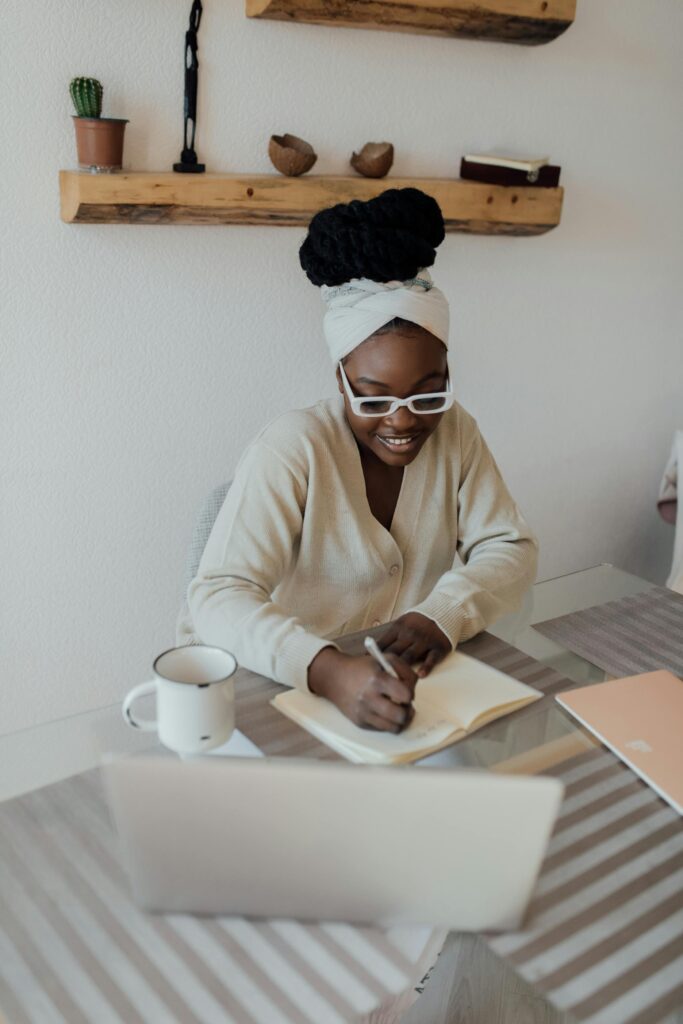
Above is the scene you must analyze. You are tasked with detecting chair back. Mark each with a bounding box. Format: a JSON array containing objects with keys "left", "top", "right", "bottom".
[
  {"left": 659, "top": 431, "right": 683, "bottom": 593},
  {"left": 183, "top": 481, "right": 232, "bottom": 595}
]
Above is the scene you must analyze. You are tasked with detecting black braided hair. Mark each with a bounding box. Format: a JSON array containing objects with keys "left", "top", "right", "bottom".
[{"left": 299, "top": 187, "right": 445, "bottom": 288}]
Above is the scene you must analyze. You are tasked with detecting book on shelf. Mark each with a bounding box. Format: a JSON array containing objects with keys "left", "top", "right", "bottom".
[
  {"left": 271, "top": 650, "right": 543, "bottom": 765},
  {"left": 461, "top": 153, "right": 561, "bottom": 188}
]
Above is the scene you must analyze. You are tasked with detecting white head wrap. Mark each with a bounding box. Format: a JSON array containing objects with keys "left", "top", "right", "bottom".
[{"left": 320, "top": 268, "right": 449, "bottom": 364}]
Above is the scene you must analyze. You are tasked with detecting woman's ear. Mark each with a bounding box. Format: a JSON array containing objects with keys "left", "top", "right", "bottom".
[{"left": 335, "top": 365, "right": 344, "bottom": 395}]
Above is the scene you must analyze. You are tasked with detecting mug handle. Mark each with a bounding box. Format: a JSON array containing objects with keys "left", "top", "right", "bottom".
[{"left": 122, "top": 681, "right": 158, "bottom": 732}]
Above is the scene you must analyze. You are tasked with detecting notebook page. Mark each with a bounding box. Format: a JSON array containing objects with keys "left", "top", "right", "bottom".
[
  {"left": 271, "top": 689, "right": 459, "bottom": 764},
  {"left": 417, "top": 651, "right": 542, "bottom": 732}
]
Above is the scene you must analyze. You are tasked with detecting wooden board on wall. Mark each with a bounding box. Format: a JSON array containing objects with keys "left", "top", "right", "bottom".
[
  {"left": 59, "top": 172, "right": 564, "bottom": 235},
  {"left": 245, "top": 0, "right": 576, "bottom": 45}
]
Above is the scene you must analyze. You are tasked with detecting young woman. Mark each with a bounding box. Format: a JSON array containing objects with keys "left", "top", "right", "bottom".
[{"left": 176, "top": 188, "right": 538, "bottom": 732}]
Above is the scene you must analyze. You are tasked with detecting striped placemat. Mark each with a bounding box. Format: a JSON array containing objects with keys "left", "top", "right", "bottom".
[
  {"left": 0, "top": 770, "right": 445, "bottom": 1024},
  {"left": 488, "top": 745, "right": 683, "bottom": 1024},
  {"left": 532, "top": 585, "right": 683, "bottom": 678}
]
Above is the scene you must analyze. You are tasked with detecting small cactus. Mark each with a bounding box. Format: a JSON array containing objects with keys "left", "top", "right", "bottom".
[{"left": 70, "top": 77, "right": 103, "bottom": 118}]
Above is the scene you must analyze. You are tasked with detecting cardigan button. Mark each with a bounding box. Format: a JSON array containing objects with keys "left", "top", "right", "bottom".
[{"left": 390, "top": 564, "right": 399, "bottom": 576}]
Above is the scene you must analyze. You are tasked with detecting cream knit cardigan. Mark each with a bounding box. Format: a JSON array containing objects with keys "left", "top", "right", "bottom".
[{"left": 176, "top": 396, "right": 539, "bottom": 690}]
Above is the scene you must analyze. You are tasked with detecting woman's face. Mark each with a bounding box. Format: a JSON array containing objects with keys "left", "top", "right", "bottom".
[{"left": 337, "top": 326, "right": 449, "bottom": 467}]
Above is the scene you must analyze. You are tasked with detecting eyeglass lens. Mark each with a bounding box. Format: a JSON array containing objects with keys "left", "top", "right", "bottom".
[{"left": 357, "top": 395, "right": 449, "bottom": 415}]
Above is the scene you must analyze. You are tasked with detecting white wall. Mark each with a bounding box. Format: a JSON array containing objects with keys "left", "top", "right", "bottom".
[{"left": 3, "top": 0, "right": 682, "bottom": 734}]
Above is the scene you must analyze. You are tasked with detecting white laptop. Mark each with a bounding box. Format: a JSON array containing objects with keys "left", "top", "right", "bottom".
[{"left": 102, "top": 754, "right": 563, "bottom": 931}]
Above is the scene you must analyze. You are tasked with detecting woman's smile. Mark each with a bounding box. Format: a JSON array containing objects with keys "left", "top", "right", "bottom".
[{"left": 374, "top": 432, "right": 425, "bottom": 456}]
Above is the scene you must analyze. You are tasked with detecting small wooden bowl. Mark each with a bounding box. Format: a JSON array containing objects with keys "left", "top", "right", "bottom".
[
  {"left": 268, "top": 133, "right": 317, "bottom": 176},
  {"left": 350, "top": 142, "right": 394, "bottom": 178}
]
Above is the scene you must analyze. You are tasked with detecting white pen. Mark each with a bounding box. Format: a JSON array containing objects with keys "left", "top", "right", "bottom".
[{"left": 364, "top": 635, "right": 400, "bottom": 679}]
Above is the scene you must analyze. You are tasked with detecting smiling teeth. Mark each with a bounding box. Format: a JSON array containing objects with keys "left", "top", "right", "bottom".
[{"left": 381, "top": 436, "right": 415, "bottom": 446}]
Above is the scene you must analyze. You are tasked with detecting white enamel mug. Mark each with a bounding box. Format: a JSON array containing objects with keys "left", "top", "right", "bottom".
[{"left": 122, "top": 645, "right": 237, "bottom": 756}]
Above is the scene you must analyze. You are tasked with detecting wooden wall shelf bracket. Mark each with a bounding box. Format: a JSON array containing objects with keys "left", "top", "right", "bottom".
[
  {"left": 59, "top": 171, "right": 563, "bottom": 235},
  {"left": 245, "top": 0, "right": 576, "bottom": 45}
]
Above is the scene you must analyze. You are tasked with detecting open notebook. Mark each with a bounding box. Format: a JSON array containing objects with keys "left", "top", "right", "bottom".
[{"left": 271, "top": 650, "right": 543, "bottom": 764}]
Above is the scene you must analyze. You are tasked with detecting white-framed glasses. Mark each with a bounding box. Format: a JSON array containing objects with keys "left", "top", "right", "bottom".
[{"left": 338, "top": 361, "right": 455, "bottom": 418}]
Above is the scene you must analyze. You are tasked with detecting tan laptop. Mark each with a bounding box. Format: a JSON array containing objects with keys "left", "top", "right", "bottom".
[{"left": 556, "top": 670, "right": 683, "bottom": 815}]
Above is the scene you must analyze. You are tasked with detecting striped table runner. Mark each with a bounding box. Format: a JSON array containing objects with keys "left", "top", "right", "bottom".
[
  {"left": 1, "top": 629, "right": 681, "bottom": 1022},
  {"left": 533, "top": 585, "right": 683, "bottom": 679},
  {"left": 451, "top": 635, "right": 683, "bottom": 1023},
  {"left": 488, "top": 745, "right": 683, "bottom": 1024},
  {"left": 0, "top": 771, "right": 446, "bottom": 1024}
]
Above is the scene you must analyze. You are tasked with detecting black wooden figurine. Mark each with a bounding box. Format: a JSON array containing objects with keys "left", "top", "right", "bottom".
[{"left": 173, "top": 0, "right": 205, "bottom": 173}]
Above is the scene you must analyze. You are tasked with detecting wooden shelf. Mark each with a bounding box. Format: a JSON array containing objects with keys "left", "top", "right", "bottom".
[
  {"left": 245, "top": 0, "right": 576, "bottom": 45},
  {"left": 59, "top": 172, "right": 563, "bottom": 235}
]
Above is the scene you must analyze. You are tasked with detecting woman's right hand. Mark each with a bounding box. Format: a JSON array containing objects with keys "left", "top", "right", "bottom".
[{"left": 307, "top": 647, "right": 417, "bottom": 732}]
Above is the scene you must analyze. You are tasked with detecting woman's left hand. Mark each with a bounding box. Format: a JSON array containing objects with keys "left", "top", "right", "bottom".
[{"left": 377, "top": 612, "right": 451, "bottom": 678}]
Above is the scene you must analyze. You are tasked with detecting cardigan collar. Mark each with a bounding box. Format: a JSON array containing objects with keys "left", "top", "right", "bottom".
[{"left": 327, "top": 394, "right": 433, "bottom": 561}]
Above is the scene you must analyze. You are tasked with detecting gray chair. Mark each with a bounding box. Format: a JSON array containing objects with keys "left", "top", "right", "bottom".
[{"left": 183, "top": 481, "right": 232, "bottom": 597}]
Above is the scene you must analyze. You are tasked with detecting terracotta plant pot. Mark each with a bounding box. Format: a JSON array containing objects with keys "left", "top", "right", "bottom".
[{"left": 72, "top": 116, "right": 129, "bottom": 172}]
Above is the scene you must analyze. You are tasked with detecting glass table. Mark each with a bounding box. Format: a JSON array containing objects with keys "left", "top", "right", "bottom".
[
  {"left": 3, "top": 565, "right": 679, "bottom": 1024},
  {"left": 0, "top": 562, "right": 655, "bottom": 803}
]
